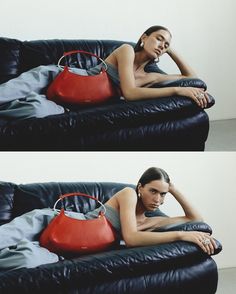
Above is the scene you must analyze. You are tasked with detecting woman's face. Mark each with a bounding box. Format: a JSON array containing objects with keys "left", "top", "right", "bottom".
[
  {"left": 138, "top": 179, "right": 169, "bottom": 211},
  {"left": 141, "top": 29, "right": 171, "bottom": 59}
]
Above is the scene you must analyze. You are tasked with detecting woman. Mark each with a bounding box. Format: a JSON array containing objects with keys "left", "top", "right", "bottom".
[
  {"left": 0, "top": 167, "right": 216, "bottom": 270},
  {"left": 0, "top": 25, "right": 208, "bottom": 120},
  {"left": 104, "top": 167, "right": 216, "bottom": 254},
  {"left": 104, "top": 25, "right": 209, "bottom": 108}
]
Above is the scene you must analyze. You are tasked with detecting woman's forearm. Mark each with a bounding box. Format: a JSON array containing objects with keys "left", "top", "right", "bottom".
[
  {"left": 169, "top": 185, "right": 203, "bottom": 221},
  {"left": 124, "top": 228, "right": 216, "bottom": 255},
  {"left": 123, "top": 85, "right": 177, "bottom": 101},
  {"left": 167, "top": 48, "right": 197, "bottom": 78},
  {"left": 125, "top": 230, "right": 181, "bottom": 247}
]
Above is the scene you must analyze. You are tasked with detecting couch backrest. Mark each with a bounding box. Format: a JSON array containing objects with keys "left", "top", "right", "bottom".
[
  {"left": 0, "top": 181, "right": 134, "bottom": 225},
  {"left": 0, "top": 37, "right": 132, "bottom": 84}
]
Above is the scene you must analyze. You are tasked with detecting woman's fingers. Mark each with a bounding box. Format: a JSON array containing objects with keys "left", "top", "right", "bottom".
[
  {"left": 198, "top": 234, "right": 216, "bottom": 255},
  {"left": 197, "top": 238, "right": 208, "bottom": 254},
  {"left": 192, "top": 89, "right": 209, "bottom": 108},
  {"left": 183, "top": 231, "right": 217, "bottom": 255},
  {"left": 199, "top": 92, "right": 209, "bottom": 108}
]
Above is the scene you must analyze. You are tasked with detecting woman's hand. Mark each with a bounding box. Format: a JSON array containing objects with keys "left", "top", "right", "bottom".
[
  {"left": 168, "top": 182, "right": 176, "bottom": 194},
  {"left": 166, "top": 47, "right": 174, "bottom": 55},
  {"left": 175, "top": 87, "right": 209, "bottom": 108},
  {"left": 167, "top": 182, "right": 203, "bottom": 222},
  {"left": 180, "top": 231, "right": 217, "bottom": 255}
]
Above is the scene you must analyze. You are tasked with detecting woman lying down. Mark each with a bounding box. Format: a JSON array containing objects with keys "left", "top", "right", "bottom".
[
  {"left": 0, "top": 25, "right": 209, "bottom": 120},
  {"left": 0, "top": 167, "right": 216, "bottom": 271}
]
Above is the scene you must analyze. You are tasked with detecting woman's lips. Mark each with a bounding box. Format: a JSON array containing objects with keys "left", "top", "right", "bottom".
[
  {"left": 150, "top": 204, "right": 159, "bottom": 209},
  {"left": 155, "top": 49, "right": 162, "bottom": 55}
]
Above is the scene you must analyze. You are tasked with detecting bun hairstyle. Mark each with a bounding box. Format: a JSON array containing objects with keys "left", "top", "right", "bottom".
[
  {"left": 136, "top": 167, "right": 170, "bottom": 194},
  {"left": 134, "top": 25, "right": 172, "bottom": 52}
]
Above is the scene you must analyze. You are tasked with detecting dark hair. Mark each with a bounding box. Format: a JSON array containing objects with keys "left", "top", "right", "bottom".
[
  {"left": 134, "top": 25, "right": 172, "bottom": 52},
  {"left": 136, "top": 167, "right": 170, "bottom": 193}
]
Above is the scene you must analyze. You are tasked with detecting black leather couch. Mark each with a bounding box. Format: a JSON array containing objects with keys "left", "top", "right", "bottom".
[
  {"left": 0, "top": 37, "right": 215, "bottom": 151},
  {"left": 0, "top": 180, "right": 222, "bottom": 294}
]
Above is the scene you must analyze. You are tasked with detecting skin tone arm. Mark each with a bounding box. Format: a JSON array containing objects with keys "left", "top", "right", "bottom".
[
  {"left": 137, "top": 183, "right": 203, "bottom": 230},
  {"left": 113, "top": 45, "right": 208, "bottom": 108},
  {"left": 117, "top": 187, "right": 216, "bottom": 255},
  {"left": 138, "top": 48, "right": 198, "bottom": 86},
  {"left": 166, "top": 47, "right": 197, "bottom": 78}
]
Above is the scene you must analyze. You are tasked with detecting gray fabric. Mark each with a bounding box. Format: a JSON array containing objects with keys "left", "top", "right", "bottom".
[
  {"left": 0, "top": 208, "right": 58, "bottom": 270},
  {"left": 0, "top": 208, "right": 86, "bottom": 270},
  {"left": 0, "top": 63, "right": 120, "bottom": 120},
  {"left": 86, "top": 204, "right": 121, "bottom": 232},
  {"left": 0, "top": 206, "right": 120, "bottom": 270},
  {"left": 88, "top": 62, "right": 120, "bottom": 87},
  {"left": 0, "top": 65, "right": 64, "bottom": 120},
  {"left": 0, "top": 209, "right": 56, "bottom": 250},
  {"left": 0, "top": 239, "right": 59, "bottom": 270},
  {"left": 0, "top": 94, "right": 65, "bottom": 119}
]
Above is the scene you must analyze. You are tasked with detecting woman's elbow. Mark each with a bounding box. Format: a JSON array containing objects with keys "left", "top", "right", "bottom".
[
  {"left": 122, "top": 88, "right": 139, "bottom": 101},
  {"left": 123, "top": 234, "right": 138, "bottom": 248},
  {"left": 186, "top": 74, "right": 198, "bottom": 79},
  {"left": 123, "top": 237, "right": 134, "bottom": 248},
  {"left": 189, "top": 216, "right": 204, "bottom": 222}
]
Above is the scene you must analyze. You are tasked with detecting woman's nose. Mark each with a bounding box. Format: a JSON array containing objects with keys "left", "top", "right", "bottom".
[
  {"left": 154, "top": 194, "right": 162, "bottom": 203},
  {"left": 158, "top": 42, "right": 164, "bottom": 49}
]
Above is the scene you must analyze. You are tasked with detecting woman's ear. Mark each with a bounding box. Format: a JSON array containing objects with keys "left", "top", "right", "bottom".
[
  {"left": 137, "top": 183, "right": 142, "bottom": 196},
  {"left": 140, "top": 33, "right": 148, "bottom": 44}
]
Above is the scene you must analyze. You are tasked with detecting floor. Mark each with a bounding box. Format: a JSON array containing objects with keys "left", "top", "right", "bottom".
[
  {"left": 201, "top": 120, "right": 236, "bottom": 290},
  {"left": 217, "top": 267, "right": 236, "bottom": 293},
  {"left": 205, "top": 119, "right": 236, "bottom": 151}
]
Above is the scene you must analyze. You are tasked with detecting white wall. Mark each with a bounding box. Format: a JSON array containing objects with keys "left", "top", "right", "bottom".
[
  {"left": 1, "top": 0, "right": 236, "bottom": 120},
  {"left": 0, "top": 151, "right": 235, "bottom": 269}
]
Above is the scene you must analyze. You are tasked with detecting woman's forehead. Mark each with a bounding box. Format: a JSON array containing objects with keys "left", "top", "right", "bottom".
[
  {"left": 151, "top": 30, "right": 171, "bottom": 41},
  {"left": 145, "top": 180, "right": 169, "bottom": 191}
]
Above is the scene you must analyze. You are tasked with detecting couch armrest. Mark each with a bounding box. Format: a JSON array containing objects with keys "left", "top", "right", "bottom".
[
  {"left": 150, "top": 78, "right": 215, "bottom": 109},
  {"left": 153, "top": 221, "right": 222, "bottom": 255},
  {"left": 155, "top": 221, "right": 213, "bottom": 234}
]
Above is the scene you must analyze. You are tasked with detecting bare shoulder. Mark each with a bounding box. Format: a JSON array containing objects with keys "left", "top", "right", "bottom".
[
  {"left": 105, "top": 44, "right": 134, "bottom": 66},
  {"left": 116, "top": 187, "right": 137, "bottom": 203},
  {"left": 105, "top": 187, "right": 136, "bottom": 209},
  {"left": 114, "top": 44, "right": 135, "bottom": 58}
]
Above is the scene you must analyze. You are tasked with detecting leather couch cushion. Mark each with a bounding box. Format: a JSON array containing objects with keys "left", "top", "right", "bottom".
[
  {"left": 0, "top": 38, "right": 22, "bottom": 84},
  {"left": 0, "top": 94, "right": 211, "bottom": 138},
  {"left": 0, "top": 238, "right": 221, "bottom": 293},
  {"left": 0, "top": 182, "right": 16, "bottom": 225},
  {"left": 13, "top": 182, "right": 134, "bottom": 218}
]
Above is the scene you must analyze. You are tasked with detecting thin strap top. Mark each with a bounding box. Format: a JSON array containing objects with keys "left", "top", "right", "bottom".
[
  {"left": 85, "top": 204, "right": 121, "bottom": 233},
  {"left": 87, "top": 63, "right": 120, "bottom": 88}
]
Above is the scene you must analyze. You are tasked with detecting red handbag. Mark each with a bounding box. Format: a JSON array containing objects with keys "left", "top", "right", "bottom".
[
  {"left": 39, "top": 192, "right": 117, "bottom": 255},
  {"left": 47, "top": 50, "right": 118, "bottom": 105}
]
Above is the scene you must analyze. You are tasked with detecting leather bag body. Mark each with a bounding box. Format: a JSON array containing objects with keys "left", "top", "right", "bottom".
[
  {"left": 46, "top": 50, "right": 117, "bottom": 105},
  {"left": 39, "top": 192, "right": 117, "bottom": 255}
]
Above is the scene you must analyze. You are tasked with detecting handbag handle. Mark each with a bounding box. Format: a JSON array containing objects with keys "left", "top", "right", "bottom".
[
  {"left": 57, "top": 50, "right": 108, "bottom": 71},
  {"left": 53, "top": 192, "right": 107, "bottom": 216}
]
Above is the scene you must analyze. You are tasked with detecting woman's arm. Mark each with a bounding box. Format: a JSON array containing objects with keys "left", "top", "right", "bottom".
[
  {"left": 168, "top": 183, "right": 203, "bottom": 221},
  {"left": 138, "top": 183, "right": 203, "bottom": 231},
  {"left": 114, "top": 44, "right": 208, "bottom": 108},
  {"left": 166, "top": 47, "right": 197, "bottom": 78},
  {"left": 117, "top": 187, "right": 216, "bottom": 255},
  {"left": 139, "top": 47, "right": 198, "bottom": 86}
]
